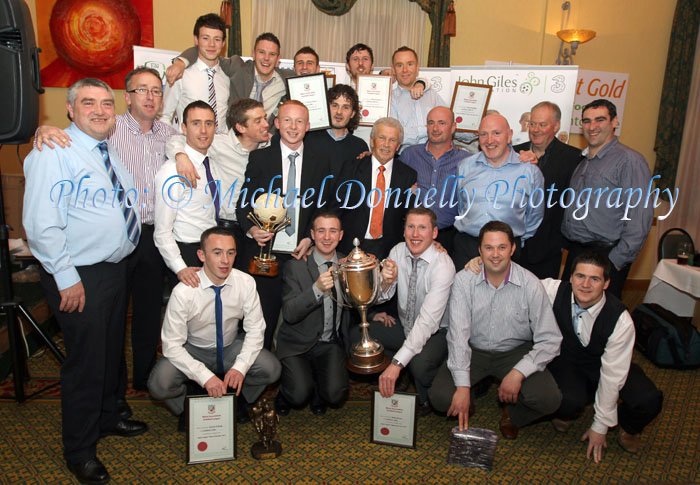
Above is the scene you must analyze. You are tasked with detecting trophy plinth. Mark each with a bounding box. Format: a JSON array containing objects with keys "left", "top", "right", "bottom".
[
  {"left": 247, "top": 193, "right": 290, "bottom": 278},
  {"left": 250, "top": 398, "right": 282, "bottom": 460},
  {"left": 332, "top": 238, "right": 389, "bottom": 374}
]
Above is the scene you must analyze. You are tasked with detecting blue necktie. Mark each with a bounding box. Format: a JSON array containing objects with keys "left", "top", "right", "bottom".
[
  {"left": 212, "top": 285, "right": 224, "bottom": 374},
  {"left": 98, "top": 142, "right": 140, "bottom": 245},
  {"left": 572, "top": 303, "right": 586, "bottom": 335},
  {"left": 202, "top": 156, "right": 220, "bottom": 222}
]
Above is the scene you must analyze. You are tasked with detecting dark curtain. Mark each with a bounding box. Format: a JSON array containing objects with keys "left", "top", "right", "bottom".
[
  {"left": 409, "top": 0, "right": 451, "bottom": 67},
  {"left": 653, "top": 0, "right": 700, "bottom": 192},
  {"left": 311, "top": 0, "right": 358, "bottom": 15},
  {"left": 227, "top": 0, "right": 243, "bottom": 56}
]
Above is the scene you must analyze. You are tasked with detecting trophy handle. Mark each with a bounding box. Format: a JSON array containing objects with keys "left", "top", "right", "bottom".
[{"left": 329, "top": 268, "right": 354, "bottom": 309}]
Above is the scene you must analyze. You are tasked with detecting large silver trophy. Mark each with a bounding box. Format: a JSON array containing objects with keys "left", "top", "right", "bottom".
[
  {"left": 246, "top": 193, "right": 291, "bottom": 277},
  {"left": 332, "top": 238, "right": 389, "bottom": 374}
]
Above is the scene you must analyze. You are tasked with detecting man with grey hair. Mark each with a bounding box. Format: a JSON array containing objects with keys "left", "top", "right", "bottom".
[
  {"left": 514, "top": 101, "right": 581, "bottom": 278},
  {"left": 332, "top": 116, "right": 417, "bottom": 259},
  {"left": 23, "top": 78, "right": 147, "bottom": 484}
]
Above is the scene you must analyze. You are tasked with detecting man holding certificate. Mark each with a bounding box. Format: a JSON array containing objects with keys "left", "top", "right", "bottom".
[{"left": 147, "top": 227, "right": 281, "bottom": 428}]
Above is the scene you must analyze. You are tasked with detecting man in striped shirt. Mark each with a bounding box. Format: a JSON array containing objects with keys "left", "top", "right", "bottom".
[{"left": 34, "top": 67, "right": 179, "bottom": 410}]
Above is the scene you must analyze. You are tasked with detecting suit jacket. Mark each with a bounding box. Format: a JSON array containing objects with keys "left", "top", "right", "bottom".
[
  {"left": 331, "top": 155, "right": 417, "bottom": 259},
  {"left": 276, "top": 252, "right": 349, "bottom": 360},
  {"left": 513, "top": 138, "right": 582, "bottom": 263},
  {"left": 236, "top": 139, "right": 332, "bottom": 251}
]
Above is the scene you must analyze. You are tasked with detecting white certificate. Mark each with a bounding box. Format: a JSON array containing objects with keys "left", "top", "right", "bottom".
[
  {"left": 357, "top": 75, "right": 393, "bottom": 126},
  {"left": 450, "top": 82, "right": 493, "bottom": 133},
  {"left": 286, "top": 73, "right": 331, "bottom": 131},
  {"left": 370, "top": 391, "right": 417, "bottom": 448},
  {"left": 186, "top": 394, "right": 236, "bottom": 464}
]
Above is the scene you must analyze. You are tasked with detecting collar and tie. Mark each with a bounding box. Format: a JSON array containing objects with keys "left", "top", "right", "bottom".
[
  {"left": 369, "top": 165, "right": 386, "bottom": 239},
  {"left": 285, "top": 152, "right": 299, "bottom": 236},
  {"left": 254, "top": 77, "right": 274, "bottom": 103},
  {"left": 212, "top": 285, "right": 225, "bottom": 374},
  {"left": 202, "top": 156, "right": 220, "bottom": 222},
  {"left": 572, "top": 302, "right": 587, "bottom": 334},
  {"left": 98, "top": 142, "right": 140, "bottom": 246},
  {"left": 206, "top": 67, "right": 218, "bottom": 127},
  {"left": 326, "top": 261, "right": 339, "bottom": 341}
]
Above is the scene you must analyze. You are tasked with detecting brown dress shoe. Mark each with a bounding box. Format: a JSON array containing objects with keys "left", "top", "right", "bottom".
[
  {"left": 499, "top": 407, "right": 518, "bottom": 439},
  {"left": 618, "top": 429, "right": 640, "bottom": 453},
  {"left": 551, "top": 418, "right": 572, "bottom": 433}
]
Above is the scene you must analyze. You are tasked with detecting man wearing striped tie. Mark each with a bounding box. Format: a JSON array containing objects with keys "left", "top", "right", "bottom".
[
  {"left": 23, "top": 78, "right": 147, "bottom": 484},
  {"left": 160, "top": 14, "right": 230, "bottom": 131}
]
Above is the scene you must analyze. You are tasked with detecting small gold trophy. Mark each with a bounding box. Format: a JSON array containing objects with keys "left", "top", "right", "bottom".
[
  {"left": 246, "top": 193, "right": 291, "bottom": 277},
  {"left": 332, "top": 238, "right": 389, "bottom": 374}
]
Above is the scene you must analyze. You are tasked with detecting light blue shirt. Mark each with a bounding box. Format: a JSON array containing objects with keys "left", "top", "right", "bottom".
[
  {"left": 23, "top": 123, "right": 139, "bottom": 290},
  {"left": 453, "top": 147, "right": 545, "bottom": 240},
  {"left": 390, "top": 85, "right": 446, "bottom": 150}
]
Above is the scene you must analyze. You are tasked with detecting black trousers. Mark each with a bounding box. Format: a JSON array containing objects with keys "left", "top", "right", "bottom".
[
  {"left": 520, "top": 245, "right": 564, "bottom": 279},
  {"left": 452, "top": 232, "right": 522, "bottom": 272},
  {"left": 549, "top": 358, "right": 663, "bottom": 435},
  {"left": 118, "top": 224, "right": 166, "bottom": 393},
  {"left": 166, "top": 241, "right": 203, "bottom": 289},
  {"left": 40, "top": 261, "right": 128, "bottom": 463},
  {"left": 561, "top": 240, "right": 631, "bottom": 299}
]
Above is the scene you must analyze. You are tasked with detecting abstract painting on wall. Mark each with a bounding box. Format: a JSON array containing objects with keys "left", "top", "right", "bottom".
[{"left": 37, "top": 0, "right": 154, "bottom": 89}]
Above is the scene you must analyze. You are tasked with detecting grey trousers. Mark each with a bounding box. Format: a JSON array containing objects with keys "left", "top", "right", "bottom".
[
  {"left": 428, "top": 343, "right": 561, "bottom": 428},
  {"left": 147, "top": 338, "right": 281, "bottom": 415}
]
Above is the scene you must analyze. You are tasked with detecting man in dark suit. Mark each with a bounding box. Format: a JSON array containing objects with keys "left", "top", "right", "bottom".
[
  {"left": 513, "top": 101, "right": 581, "bottom": 279},
  {"left": 332, "top": 117, "right": 418, "bottom": 260},
  {"left": 236, "top": 100, "right": 331, "bottom": 349},
  {"left": 275, "top": 212, "right": 349, "bottom": 416}
]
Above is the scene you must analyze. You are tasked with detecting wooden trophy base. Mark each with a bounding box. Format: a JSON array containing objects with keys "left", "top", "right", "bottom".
[
  {"left": 346, "top": 354, "right": 390, "bottom": 374},
  {"left": 249, "top": 256, "right": 278, "bottom": 277},
  {"left": 251, "top": 441, "right": 282, "bottom": 460}
]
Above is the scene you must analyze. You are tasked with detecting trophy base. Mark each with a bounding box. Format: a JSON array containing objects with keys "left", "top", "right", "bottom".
[
  {"left": 249, "top": 256, "right": 278, "bottom": 277},
  {"left": 346, "top": 354, "right": 389, "bottom": 374},
  {"left": 251, "top": 441, "right": 282, "bottom": 460}
]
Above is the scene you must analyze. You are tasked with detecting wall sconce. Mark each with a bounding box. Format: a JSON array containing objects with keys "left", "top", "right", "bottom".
[{"left": 555, "top": 1, "right": 596, "bottom": 65}]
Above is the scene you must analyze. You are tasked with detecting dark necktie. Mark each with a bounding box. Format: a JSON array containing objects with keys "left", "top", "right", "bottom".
[
  {"left": 206, "top": 67, "right": 218, "bottom": 127},
  {"left": 202, "top": 156, "right": 220, "bottom": 223},
  {"left": 98, "top": 142, "right": 140, "bottom": 245},
  {"left": 326, "top": 261, "right": 338, "bottom": 341},
  {"left": 212, "top": 285, "right": 224, "bottom": 374}
]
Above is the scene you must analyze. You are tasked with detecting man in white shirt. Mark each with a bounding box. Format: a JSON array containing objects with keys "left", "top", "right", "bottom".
[
  {"left": 375, "top": 208, "right": 456, "bottom": 415},
  {"left": 148, "top": 227, "right": 280, "bottom": 426},
  {"left": 161, "top": 14, "right": 230, "bottom": 130},
  {"left": 154, "top": 101, "right": 217, "bottom": 288},
  {"left": 542, "top": 251, "right": 662, "bottom": 462}
]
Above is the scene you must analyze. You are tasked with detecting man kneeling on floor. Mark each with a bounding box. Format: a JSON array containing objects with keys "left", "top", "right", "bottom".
[{"left": 148, "top": 227, "right": 281, "bottom": 428}]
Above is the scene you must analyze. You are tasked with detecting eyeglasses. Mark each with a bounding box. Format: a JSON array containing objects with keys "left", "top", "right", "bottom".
[{"left": 127, "top": 87, "right": 164, "bottom": 97}]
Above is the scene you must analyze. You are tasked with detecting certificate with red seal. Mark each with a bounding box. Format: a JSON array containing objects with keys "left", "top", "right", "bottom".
[
  {"left": 357, "top": 75, "right": 393, "bottom": 127},
  {"left": 186, "top": 394, "right": 237, "bottom": 464},
  {"left": 450, "top": 82, "right": 493, "bottom": 133},
  {"left": 370, "top": 391, "right": 418, "bottom": 448}
]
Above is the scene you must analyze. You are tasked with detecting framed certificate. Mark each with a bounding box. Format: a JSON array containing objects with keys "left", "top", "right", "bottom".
[
  {"left": 285, "top": 73, "right": 331, "bottom": 131},
  {"left": 357, "top": 75, "right": 392, "bottom": 126},
  {"left": 450, "top": 82, "right": 493, "bottom": 133},
  {"left": 186, "top": 394, "right": 237, "bottom": 464},
  {"left": 370, "top": 391, "right": 418, "bottom": 448}
]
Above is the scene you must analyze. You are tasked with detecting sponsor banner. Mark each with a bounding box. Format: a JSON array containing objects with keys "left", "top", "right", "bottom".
[{"left": 572, "top": 70, "right": 629, "bottom": 135}]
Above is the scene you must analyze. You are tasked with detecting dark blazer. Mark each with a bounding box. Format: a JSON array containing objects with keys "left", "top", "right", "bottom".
[
  {"left": 276, "top": 252, "right": 349, "bottom": 360},
  {"left": 513, "top": 138, "right": 582, "bottom": 263},
  {"left": 236, "top": 139, "right": 332, "bottom": 249},
  {"left": 331, "top": 155, "right": 417, "bottom": 259}
]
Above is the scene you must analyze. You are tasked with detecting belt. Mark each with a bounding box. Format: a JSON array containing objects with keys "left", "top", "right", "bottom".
[
  {"left": 218, "top": 219, "right": 240, "bottom": 230},
  {"left": 570, "top": 239, "right": 618, "bottom": 249}
]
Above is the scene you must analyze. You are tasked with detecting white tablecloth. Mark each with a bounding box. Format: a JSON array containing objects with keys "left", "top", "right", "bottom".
[{"left": 643, "top": 259, "right": 700, "bottom": 317}]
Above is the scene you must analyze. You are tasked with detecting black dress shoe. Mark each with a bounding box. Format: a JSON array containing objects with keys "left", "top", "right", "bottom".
[
  {"left": 116, "top": 399, "right": 132, "bottom": 420},
  {"left": 275, "top": 394, "right": 291, "bottom": 416},
  {"left": 66, "top": 457, "right": 110, "bottom": 484},
  {"left": 177, "top": 412, "right": 187, "bottom": 433},
  {"left": 237, "top": 399, "right": 252, "bottom": 424},
  {"left": 310, "top": 403, "right": 327, "bottom": 415},
  {"left": 100, "top": 419, "right": 148, "bottom": 438}
]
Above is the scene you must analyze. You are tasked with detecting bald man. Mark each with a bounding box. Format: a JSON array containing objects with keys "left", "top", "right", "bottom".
[{"left": 452, "top": 114, "right": 545, "bottom": 270}]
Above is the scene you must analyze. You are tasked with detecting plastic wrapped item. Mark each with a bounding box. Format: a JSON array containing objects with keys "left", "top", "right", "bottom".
[{"left": 446, "top": 426, "right": 498, "bottom": 471}]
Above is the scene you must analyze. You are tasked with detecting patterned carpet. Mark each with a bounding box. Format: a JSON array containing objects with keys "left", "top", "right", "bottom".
[{"left": 1, "top": 341, "right": 699, "bottom": 484}]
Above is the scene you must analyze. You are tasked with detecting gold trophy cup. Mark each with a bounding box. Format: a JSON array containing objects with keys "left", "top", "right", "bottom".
[
  {"left": 332, "top": 238, "right": 389, "bottom": 374},
  {"left": 246, "top": 193, "right": 291, "bottom": 277}
]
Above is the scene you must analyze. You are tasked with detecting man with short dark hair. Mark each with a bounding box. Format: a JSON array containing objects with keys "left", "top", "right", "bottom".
[
  {"left": 24, "top": 78, "right": 147, "bottom": 484},
  {"left": 429, "top": 221, "right": 562, "bottom": 439},
  {"left": 148, "top": 227, "right": 280, "bottom": 428},
  {"left": 561, "top": 99, "right": 653, "bottom": 298},
  {"left": 542, "top": 251, "right": 662, "bottom": 461},
  {"left": 161, "top": 13, "right": 229, "bottom": 128},
  {"left": 275, "top": 212, "right": 349, "bottom": 416},
  {"left": 514, "top": 101, "right": 581, "bottom": 278},
  {"left": 293, "top": 46, "right": 320, "bottom": 75}
]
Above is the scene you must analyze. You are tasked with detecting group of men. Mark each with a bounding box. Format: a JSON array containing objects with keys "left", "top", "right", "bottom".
[{"left": 23, "top": 11, "right": 662, "bottom": 485}]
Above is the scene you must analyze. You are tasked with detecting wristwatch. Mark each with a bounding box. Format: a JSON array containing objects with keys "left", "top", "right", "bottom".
[{"left": 391, "top": 358, "right": 404, "bottom": 369}]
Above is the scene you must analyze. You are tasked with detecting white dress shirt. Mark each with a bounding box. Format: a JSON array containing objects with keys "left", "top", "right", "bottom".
[
  {"left": 161, "top": 268, "right": 265, "bottom": 387},
  {"left": 160, "top": 58, "right": 230, "bottom": 130},
  {"left": 249, "top": 71, "right": 286, "bottom": 119},
  {"left": 380, "top": 242, "right": 455, "bottom": 366},
  {"left": 541, "top": 279, "right": 635, "bottom": 435},
  {"left": 364, "top": 156, "right": 394, "bottom": 239},
  {"left": 153, "top": 145, "right": 216, "bottom": 274}
]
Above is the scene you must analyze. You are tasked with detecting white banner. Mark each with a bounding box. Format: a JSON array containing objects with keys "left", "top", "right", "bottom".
[{"left": 572, "top": 69, "right": 629, "bottom": 135}]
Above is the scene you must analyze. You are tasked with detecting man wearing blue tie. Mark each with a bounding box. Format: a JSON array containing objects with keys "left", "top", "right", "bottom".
[
  {"left": 147, "top": 227, "right": 280, "bottom": 427},
  {"left": 23, "top": 78, "right": 147, "bottom": 484}
]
